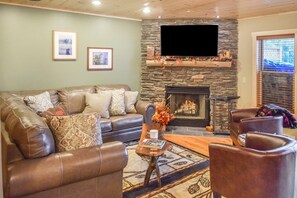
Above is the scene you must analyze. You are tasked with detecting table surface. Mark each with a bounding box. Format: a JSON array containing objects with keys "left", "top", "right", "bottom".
[{"left": 135, "top": 124, "right": 171, "bottom": 157}]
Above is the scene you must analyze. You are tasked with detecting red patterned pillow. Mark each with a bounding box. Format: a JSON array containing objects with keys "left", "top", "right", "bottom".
[{"left": 38, "top": 104, "right": 68, "bottom": 117}]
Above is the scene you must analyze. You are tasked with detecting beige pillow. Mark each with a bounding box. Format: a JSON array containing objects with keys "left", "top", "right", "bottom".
[
  {"left": 125, "top": 91, "right": 138, "bottom": 113},
  {"left": 24, "top": 91, "right": 54, "bottom": 112},
  {"left": 108, "top": 89, "right": 126, "bottom": 116},
  {"left": 46, "top": 113, "right": 102, "bottom": 152},
  {"left": 83, "top": 92, "right": 112, "bottom": 118}
]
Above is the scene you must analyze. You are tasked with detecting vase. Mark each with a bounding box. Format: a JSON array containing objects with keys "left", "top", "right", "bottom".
[{"left": 158, "top": 125, "right": 166, "bottom": 139}]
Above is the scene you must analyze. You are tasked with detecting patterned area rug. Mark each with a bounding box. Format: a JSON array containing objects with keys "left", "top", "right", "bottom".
[{"left": 123, "top": 142, "right": 212, "bottom": 198}]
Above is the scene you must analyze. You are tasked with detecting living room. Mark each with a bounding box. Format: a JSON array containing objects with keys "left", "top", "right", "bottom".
[{"left": 1, "top": 1, "right": 297, "bottom": 197}]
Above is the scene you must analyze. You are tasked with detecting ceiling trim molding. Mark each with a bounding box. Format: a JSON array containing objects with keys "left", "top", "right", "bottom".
[
  {"left": 0, "top": 2, "right": 142, "bottom": 22},
  {"left": 238, "top": 10, "right": 297, "bottom": 21}
]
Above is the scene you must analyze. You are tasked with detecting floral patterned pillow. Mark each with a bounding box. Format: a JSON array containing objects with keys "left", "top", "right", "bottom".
[
  {"left": 24, "top": 91, "right": 54, "bottom": 112},
  {"left": 46, "top": 113, "right": 102, "bottom": 152}
]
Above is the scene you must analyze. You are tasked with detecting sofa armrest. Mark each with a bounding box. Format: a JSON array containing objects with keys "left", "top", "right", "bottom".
[
  {"left": 209, "top": 143, "right": 295, "bottom": 198},
  {"left": 135, "top": 100, "right": 155, "bottom": 124},
  {"left": 230, "top": 108, "right": 259, "bottom": 122},
  {"left": 6, "top": 141, "right": 128, "bottom": 198},
  {"left": 240, "top": 116, "right": 283, "bottom": 135}
]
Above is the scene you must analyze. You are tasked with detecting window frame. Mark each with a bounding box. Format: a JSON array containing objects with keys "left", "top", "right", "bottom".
[{"left": 252, "top": 29, "right": 297, "bottom": 113}]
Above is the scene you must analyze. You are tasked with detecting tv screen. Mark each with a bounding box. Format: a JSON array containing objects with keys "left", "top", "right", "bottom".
[{"left": 160, "top": 25, "right": 218, "bottom": 57}]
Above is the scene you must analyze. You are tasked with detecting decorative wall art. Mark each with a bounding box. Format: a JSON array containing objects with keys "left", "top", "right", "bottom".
[
  {"left": 87, "top": 47, "right": 113, "bottom": 70},
  {"left": 53, "top": 31, "right": 77, "bottom": 60}
]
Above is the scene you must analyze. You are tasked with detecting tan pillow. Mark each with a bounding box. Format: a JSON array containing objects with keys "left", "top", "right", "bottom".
[
  {"left": 108, "top": 89, "right": 126, "bottom": 116},
  {"left": 24, "top": 91, "right": 54, "bottom": 112},
  {"left": 46, "top": 113, "right": 102, "bottom": 152},
  {"left": 125, "top": 91, "right": 138, "bottom": 113},
  {"left": 83, "top": 92, "right": 112, "bottom": 118}
]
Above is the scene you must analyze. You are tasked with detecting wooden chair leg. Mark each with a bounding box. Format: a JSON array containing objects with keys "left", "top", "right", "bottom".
[{"left": 213, "top": 191, "right": 222, "bottom": 198}]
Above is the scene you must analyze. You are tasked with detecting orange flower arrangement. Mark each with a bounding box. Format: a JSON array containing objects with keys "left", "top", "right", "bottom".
[{"left": 152, "top": 101, "right": 175, "bottom": 127}]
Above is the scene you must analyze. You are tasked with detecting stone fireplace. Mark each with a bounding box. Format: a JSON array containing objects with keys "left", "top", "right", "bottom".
[
  {"left": 165, "top": 86, "right": 210, "bottom": 127},
  {"left": 140, "top": 18, "right": 238, "bottom": 130}
]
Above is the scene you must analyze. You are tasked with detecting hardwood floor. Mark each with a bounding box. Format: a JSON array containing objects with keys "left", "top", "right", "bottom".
[{"left": 164, "top": 134, "right": 233, "bottom": 157}]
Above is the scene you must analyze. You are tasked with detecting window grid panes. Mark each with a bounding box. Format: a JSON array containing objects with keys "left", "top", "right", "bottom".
[
  {"left": 256, "top": 35, "right": 295, "bottom": 113},
  {"left": 260, "top": 38, "right": 295, "bottom": 72}
]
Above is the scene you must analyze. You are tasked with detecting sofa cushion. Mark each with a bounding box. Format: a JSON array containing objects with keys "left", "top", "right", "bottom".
[
  {"left": 23, "top": 91, "right": 54, "bottom": 112},
  {"left": 83, "top": 92, "right": 112, "bottom": 118},
  {"left": 58, "top": 86, "right": 95, "bottom": 114},
  {"left": 47, "top": 113, "right": 102, "bottom": 152},
  {"left": 110, "top": 114, "right": 143, "bottom": 131},
  {"left": 100, "top": 118, "right": 112, "bottom": 133},
  {"left": 125, "top": 91, "right": 138, "bottom": 113},
  {"left": 0, "top": 95, "right": 55, "bottom": 159},
  {"left": 107, "top": 89, "right": 126, "bottom": 116}
]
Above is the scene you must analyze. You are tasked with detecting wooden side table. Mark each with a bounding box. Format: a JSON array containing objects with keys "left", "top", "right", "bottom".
[{"left": 135, "top": 124, "right": 172, "bottom": 186}]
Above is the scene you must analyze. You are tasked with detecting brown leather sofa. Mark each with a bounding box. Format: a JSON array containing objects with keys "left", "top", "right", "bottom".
[
  {"left": 1, "top": 84, "right": 155, "bottom": 143},
  {"left": 209, "top": 132, "right": 297, "bottom": 198},
  {"left": 230, "top": 108, "right": 283, "bottom": 146},
  {"left": 0, "top": 84, "right": 155, "bottom": 197}
]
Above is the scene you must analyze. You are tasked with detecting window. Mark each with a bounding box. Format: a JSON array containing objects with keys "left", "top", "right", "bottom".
[{"left": 256, "top": 34, "right": 295, "bottom": 112}]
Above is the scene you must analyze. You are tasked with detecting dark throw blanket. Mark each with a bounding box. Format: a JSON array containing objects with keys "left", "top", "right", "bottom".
[{"left": 256, "top": 104, "right": 297, "bottom": 128}]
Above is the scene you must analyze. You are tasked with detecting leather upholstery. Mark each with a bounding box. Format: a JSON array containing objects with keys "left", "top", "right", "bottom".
[
  {"left": 100, "top": 118, "right": 112, "bottom": 133},
  {"left": 135, "top": 100, "right": 155, "bottom": 124},
  {"left": 1, "top": 83, "right": 154, "bottom": 197},
  {"left": 6, "top": 142, "right": 127, "bottom": 197},
  {"left": 0, "top": 94, "right": 55, "bottom": 159},
  {"left": 58, "top": 85, "right": 95, "bottom": 114},
  {"left": 110, "top": 114, "right": 143, "bottom": 131},
  {"left": 209, "top": 132, "right": 297, "bottom": 198},
  {"left": 230, "top": 108, "right": 283, "bottom": 146}
]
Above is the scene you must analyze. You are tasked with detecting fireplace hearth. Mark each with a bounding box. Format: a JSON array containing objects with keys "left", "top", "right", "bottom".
[{"left": 165, "top": 86, "right": 210, "bottom": 127}]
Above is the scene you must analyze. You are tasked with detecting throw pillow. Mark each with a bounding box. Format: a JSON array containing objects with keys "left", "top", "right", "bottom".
[
  {"left": 24, "top": 91, "right": 54, "bottom": 112},
  {"left": 38, "top": 104, "right": 68, "bottom": 117},
  {"left": 108, "top": 89, "right": 126, "bottom": 116},
  {"left": 83, "top": 92, "right": 112, "bottom": 118},
  {"left": 125, "top": 91, "right": 138, "bottom": 113},
  {"left": 46, "top": 113, "right": 102, "bottom": 152}
]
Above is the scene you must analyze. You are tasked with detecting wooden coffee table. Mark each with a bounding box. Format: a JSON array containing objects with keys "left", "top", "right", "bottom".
[{"left": 135, "top": 124, "right": 172, "bottom": 187}]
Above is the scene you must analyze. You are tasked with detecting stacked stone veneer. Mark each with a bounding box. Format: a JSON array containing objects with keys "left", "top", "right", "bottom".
[{"left": 140, "top": 19, "right": 238, "bottom": 131}]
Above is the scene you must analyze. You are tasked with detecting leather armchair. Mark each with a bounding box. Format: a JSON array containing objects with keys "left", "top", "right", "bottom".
[
  {"left": 209, "top": 132, "right": 297, "bottom": 198},
  {"left": 230, "top": 108, "right": 283, "bottom": 146}
]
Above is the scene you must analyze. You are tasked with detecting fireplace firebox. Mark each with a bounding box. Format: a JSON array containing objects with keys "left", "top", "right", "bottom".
[{"left": 165, "top": 86, "right": 210, "bottom": 127}]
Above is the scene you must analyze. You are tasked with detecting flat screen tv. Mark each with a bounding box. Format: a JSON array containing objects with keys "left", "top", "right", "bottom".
[{"left": 160, "top": 25, "right": 218, "bottom": 57}]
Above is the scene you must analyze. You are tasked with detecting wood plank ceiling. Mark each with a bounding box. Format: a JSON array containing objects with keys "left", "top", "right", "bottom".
[{"left": 0, "top": 0, "right": 297, "bottom": 20}]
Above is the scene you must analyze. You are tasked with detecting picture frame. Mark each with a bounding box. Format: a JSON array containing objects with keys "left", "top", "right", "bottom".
[
  {"left": 87, "top": 47, "right": 113, "bottom": 70},
  {"left": 52, "top": 31, "right": 77, "bottom": 60}
]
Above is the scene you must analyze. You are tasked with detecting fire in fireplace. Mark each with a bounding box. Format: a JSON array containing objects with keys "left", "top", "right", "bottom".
[
  {"left": 165, "top": 86, "right": 210, "bottom": 127},
  {"left": 175, "top": 99, "right": 198, "bottom": 116}
]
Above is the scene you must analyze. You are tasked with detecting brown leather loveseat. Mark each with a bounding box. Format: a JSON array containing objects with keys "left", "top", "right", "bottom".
[{"left": 0, "top": 84, "right": 155, "bottom": 197}]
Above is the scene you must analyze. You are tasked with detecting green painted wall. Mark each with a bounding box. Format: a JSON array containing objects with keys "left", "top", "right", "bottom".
[{"left": 0, "top": 5, "right": 141, "bottom": 91}]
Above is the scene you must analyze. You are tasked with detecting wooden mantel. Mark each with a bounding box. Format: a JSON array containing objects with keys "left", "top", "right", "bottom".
[{"left": 146, "top": 60, "right": 232, "bottom": 67}]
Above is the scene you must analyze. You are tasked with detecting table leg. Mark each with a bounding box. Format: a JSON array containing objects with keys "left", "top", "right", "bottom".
[{"left": 144, "top": 156, "right": 161, "bottom": 186}]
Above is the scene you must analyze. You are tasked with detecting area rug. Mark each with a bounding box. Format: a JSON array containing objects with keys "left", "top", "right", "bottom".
[{"left": 123, "top": 142, "right": 212, "bottom": 198}]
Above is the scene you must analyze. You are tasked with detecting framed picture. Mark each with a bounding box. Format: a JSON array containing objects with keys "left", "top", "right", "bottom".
[
  {"left": 87, "top": 47, "right": 113, "bottom": 70},
  {"left": 52, "top": 31, "right": 77, "bottom": 60}
]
